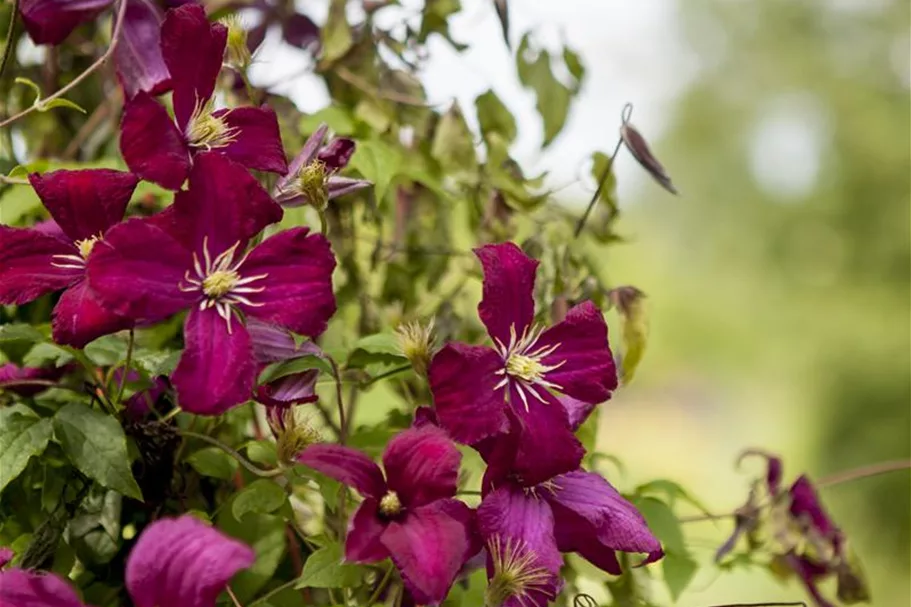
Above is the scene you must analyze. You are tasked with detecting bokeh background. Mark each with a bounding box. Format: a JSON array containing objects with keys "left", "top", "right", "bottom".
[{"left": 251, "top": 0, "right": 910, "bottom": 604}]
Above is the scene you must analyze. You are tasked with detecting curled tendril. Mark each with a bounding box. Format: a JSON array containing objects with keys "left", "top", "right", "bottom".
[
  {"left": 621, "top": 101, "right": 634, "bottom": 124},
  {"left": 573, "top": 593, "right": 599, "bottom": 607}
]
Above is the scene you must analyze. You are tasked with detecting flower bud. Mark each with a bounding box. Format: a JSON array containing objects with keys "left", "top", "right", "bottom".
[
  {"left": 221, "top": 16, "right": 252, "bottom": 70},
  {"left": 270, "top": 408, "right": 321, "bottom": 466},
  {"left": 297, "top": 161, "right": 330, "bottom": 211},
  {"left": 395, "top": 318, "right": 436, "bottom": 376}
]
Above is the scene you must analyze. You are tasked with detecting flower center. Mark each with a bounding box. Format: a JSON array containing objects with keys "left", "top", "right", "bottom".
[
  {"left": 202, "top": 269, "right": 240, "bottom": 298},
  {"left": 485, "top": 536, "right": 555, "bottom": 607},
  {"left": 378, "top": 491, "right": 402, "bottom": 517},
  {"left": 493, "top": 324, "right": 566, "bottom": 410},
  {"left": 76, "top": 235, "right": 100, "bottom": 259},
  {"left": 297, "top": 161, "right": 330, "bottom": 210},
  {"left": 185, "top": 98, "right": 238, "bottom": 150},
  {"left": 505, "top": 352, "right": 546, "bottom": 383}
]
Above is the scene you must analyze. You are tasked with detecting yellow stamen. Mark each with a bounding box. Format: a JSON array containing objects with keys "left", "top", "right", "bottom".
[
  {"left": 297, "top": 160, "right": 330, "bottom": 211},
  {"left": 202, "top": 269, "right": 240, "bottom": 298},
  {"left": 185, "top": 98, "right": 238, "bottom": 150},
  {"left": 505, "top": 352, "right": 547, "bottom": 383},
  {"left": 76, "top": 235, "right": 101, "bottom": 259},
  {"left": 395, "top": 318, "right": 436, "bottom": 376},
  {"left": 485, "top": 536, "right": 554, "bottom": 607},
  {"left": 379, "top": 491, "right": 402, "bottom": 516}
]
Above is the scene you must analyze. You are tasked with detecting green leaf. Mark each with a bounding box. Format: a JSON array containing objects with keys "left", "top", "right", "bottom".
[
  {"left": 346, "top": 333, "right": 407, "bottom": 369},
  {"left": 475, "top": 90, "right": 517, "bottom": 144},
  {"left": 321, "top": 0, "right": 353, "bottom": 64},
  {"left": 634, "top": 497, "right": 685, "bottom": 554},
  {"left": 187, "top": 446, "right": 238, "bottom": 480},
  {"left": 296, "top": 543, "right": 369, "bottom": 589},
  {"left": 53, "top": 403, "right": 142, "bottom": 500},
  {"left": 299, "top": 106, "right": 357, "bottom": 136},
  {"left": 636, "top": 479, "right": 712, "bottom": 517},
  {"left": 83, "top": 334, "right": 128, "bottom": 366},
  {"left": 0, "top": 324, "right": 46, "bottom": 345},
  {"left": 258, "top": 354, "right": 331, "bottom": 384},
  {"left": 38, "top": 98, "right": 87, "bottom": 114},
  {"left": 13, "top": 77, "right": 41, "bottom": 104},
  {"left": 349, "top": 140, "right": 402, "bottom": 203},
  {"left": 218, "top": 510, "right": 287, "bottom": 601},
  {"left": 0, "top": 405, "right": 53, "bottom": 495},
  {"left": 22, "top": 343, "right": 73, "bottom": 368},
  {"left": 563, "top": 45, "right": 585, "bottom": 84},
  {"left": 516, "top": 36, "right": 573, "bottom": 146},
  {"left": 232, "top": 479, "right": 287, "bottom": 520},
  {"left": 662, "top": 551, "right": 698, "bottom": 601},
  {"left": 431, "top": 102, "right": 478, "bottom": 171},
  {"left": 244, "top": 440, "right": 278, "bottom": 468},
  {"left": 69, "top": 488, "right": 122, "bottom": 565}
]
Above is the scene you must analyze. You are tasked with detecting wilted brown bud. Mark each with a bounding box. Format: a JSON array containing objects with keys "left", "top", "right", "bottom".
[{"left": 620, "top": 121, "right": 678, "bottom": 195}]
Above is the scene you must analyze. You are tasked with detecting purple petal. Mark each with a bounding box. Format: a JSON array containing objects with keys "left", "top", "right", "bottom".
[
  {"left": 87, "top": 217, "right": 194, "bottom": 322},
  {"left": 171, "top": 307, "right": 256, "bottom": 415},
  {"left": 0, "top": 567, "right": 88, "bottom": 607},
  {"left": 327, "top": 175, "right": 372, "bottom": 201},
  {"left": 255, "top": 368, "right": 319, "bottom": 407},
  {"left": 125, "top": 515, "right": 255, "bottom": 607},
  {"left": 557, "top": 394, "right": 596, "bottom": 431},
  {"left": 125, "top": 376, "right": 171, "bottom": 419},
  {"left": 317, "top": 137, "right": 356, "bottom": 171},
  {"left": 767, "top": 455, "right": 784, "bottom": 496},
  {"left": 0, "top": 546, "right": 13, "bottom": 567},
  {"left": 412, "top": 406, "right": 440, "bottom": 429},
  {"left": 283, "top": 124, "right": 328, "bottom": 184},
  {"left": 19, "top": 0, "right": 111, "bottom": 45},
  {"left": 537, "top": 301, "right": 617, "bottom": 404},
  {"left": 0, "top": 363, "right": 68, "bottom": 396},
  {"left": 115, "top": 0, "right": 171, "bottom": 98},
  {"left": 509, "top": 390, "right": 584, "bottom": 486},
  {"left": 428, "top": 343, "right": 509, "bottom": 445},
  {"left": 296, "top": 444, "right": 386, "bottom": 499},
  {"left": 169, "top": 152, "right": 282, "bottom": 254},
  {"left": 32, "top": 218, "right": 68, "bottom": 240},
  {"left": 239, "top": 227, "right": 336, "bottom": 337},
  {"left": 215, "top": 107, "right": 288, "bottom": 175},
  {"left": 475, "top": 242, "right": 538, "bottom": 347},
  {"left": 0, "top": 226, "right": 81, "bottom": 305},
  {"left": 282, "top": 12, "right": 320, "bottom": 49},
  {"left": 52, "top": 279, "right": 133, "bottom": 348},
  {"left": 345, "top": 499, "right": 389, "bottom": 563},
  {"left": 380, "top": 499, "right": 478, "bottom": 605},
  {"left": 789, "top": 476, "right": 840, "bottom": 541},
  {"left": 160, "top": 4, "right": 227, "bottom": 129},
  {"left": 382, "top": 427, "right": 461, "bottom": 508},
  {"left": 29, "top": 169, "right": 138, "bottom": 241},
  {"left": 787, "top": 553, "right": 836, "bottom": 607},
  {"left": 246, "top": 318, "right": 323, "bottom": 364},
  {"left": 120, "top": 92, "right": 190, "bottom": 190}
]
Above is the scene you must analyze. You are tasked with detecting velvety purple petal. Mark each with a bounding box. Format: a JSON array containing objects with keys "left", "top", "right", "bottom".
[
  {"left": 115, "top": 0, "right": 171, "bottom": 98},
  {"left": 29, "top": 169, "right": 138, "bottom": 241},
  {"left": 168, "top": 152, "right": 282, "bottom": 254},
  {"left": 318, "top": 137, "right": 356, "bottom": 171},
  {"left": 327, "top": 175, "right": 372, "bottom": 200},
  {"left": 120, "top": 92, "right": 190, "bottom": 190},
  {"left": 0, "top": 567, "right": 88, "bottom": 607},
  {"left": 509, "top": 390, "right": 583, "bottom": 486},
  {"left": 52, "top": 279, "right": 133, "bottom": 348},
  {"left": 382, "top": 427, "right": 461, "bottom": 508},
  {"left": 255, "top": 368, "right": 318, "bottom": 407},
  {"left": 19, "top": 0, "right": 111, "bottom": 45},
  {"left": 475, "top": 242, "right": 538, "bottom": 347},
  {"left": 557, "top": 394, "right": 596, "bottom": 431},
  {"left": 381, "top": 499, "right": 477, "bottom": 605},
  {"left": 0, "top": 546, "right": 13, "bottom": 567},
  {"left": 171, "top": 307, "right": 256, "bottom": 415},
  {"left": 789, "top": 476, "right": 840, "bottom": 541},
  {"left": 428, "top": 343, "right": 509, "bottom": 445},
  {"left": 125, "top": 515, "right": 255, "bottom": 607},
  {"left": 548, "top": 470, "right": 662, "bottom": 567},
  {"left": 246, "top": 318, "right": 323, "bottom": 364},
  {"left": 412, "top": 406, "right": 440, "bottom": 429},
  {"left": 296, "top": 444, "right": 386, "bottom": 499},
  {"left": 32, "top": 219, "right": 67, "bottom": 240},
  {"left": 537, "top": 301, "right": 617, "bottom": 404},
  {"left": 282, "top": 12, "right": 320, "bottom": 49},
  {"left": 215, "top": 107, "right": 288, "bottom": 174},
  {"left": 345, "top": 499, "right": 389, "bottom": 563},
  {"left": 86, "top": 217, "right": 194, "bottom": 321},
  {"left": 161, "top": 4, "right": 227, "bottom": 129},
  {"left": 239, "top": 227, "right": 336, "bottom": 337},
  {"left": 0, "top": 226, "right": 81, "bottom": 304},
  {"left": 549, "top": 507, "right": 623, "bottom": 574},
  {"left": 0, "top": 363, "right": 68, "bottom": 396}
]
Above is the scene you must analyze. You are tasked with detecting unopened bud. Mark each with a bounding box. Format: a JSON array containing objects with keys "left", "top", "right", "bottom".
[
  {"left": 395, "top": 318, "right": 436, "bottom": 376},
  {"left": 272, "top": 409, "right": 321, "bottom": 465},
  {"left": 298, "top": 161, "right": 330, "bottom": 211},
  {"left": 221, "top": 16, "right": 252, "bottom": 70}
]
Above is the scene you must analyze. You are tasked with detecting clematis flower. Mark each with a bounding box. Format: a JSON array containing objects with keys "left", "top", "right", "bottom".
[
  {"left": 18, "top": 0, "right": 112, "bottom": 45},
  {"left": 120, "top": 4, "right": 287, "bottom": 190},
  {"left": 428, "top": 242, "right": 617, "bottom": 485},
  {"left": 0, "top": 362, "right": 71, "bottom": 396},
  {"left": 0, "top": 169, "right": 138, "bottom": 348},
  {"left": 115, "top": 0, "right": 172, "bottom": 98},
  {"left": 125, "top": 515, "right": 255, "bottom": 607},
  {"left": 273, "top": 123, "right": 371, "bottom": 209},
  {"left": 0, "top": 567, "right": 91, "bottom": 607},
  {"left": 87, "top": 152, "right": 336, "bottom": 415},
  {"left": 297, "top": 426, "right": 480, "bottom": 604}
]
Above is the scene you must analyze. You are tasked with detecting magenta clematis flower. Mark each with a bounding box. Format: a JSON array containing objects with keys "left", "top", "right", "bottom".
[
  {"left": 87, "top": 152, "right": 336, "bottom": 415},
  {"left": 18, "top": 0, "right": 112, "bottom": 45},
  {"left": 0, "top": 169, "right": 138, "bottom": 348},
  {"left": 125, "top": 515, "right": 255, "bottom": 607},
  {"left": 115, "top": 0, "right": 171, "bottom": 98},
  {"left": 0, "top": 568, "right": 91, "bottom": 607},
  {"left": 0, "top": 546, "right": 13, "bottom": 567},
  {"left": 120, "top": 4, "right": 287, "bottom": 190},
  {"left": 273, "top": 123, "right": 371, "bottom": 209},
  {"left": 297, "top": 426, "right": 480, "bottom": 604},
  {"left": 428, "top": 242, "right": 617, "bottom": 485}
]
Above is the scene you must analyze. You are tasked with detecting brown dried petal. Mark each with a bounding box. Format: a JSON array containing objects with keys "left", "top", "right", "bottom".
[{"left": 620, "top": 122, "right": 679, "bottom": 195}]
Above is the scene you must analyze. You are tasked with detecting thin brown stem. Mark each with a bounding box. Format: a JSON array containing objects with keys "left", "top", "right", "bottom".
[
  {"left": 0, "top": 0, "right": 128, "bottom": 129},
  {"left": 573, "top": 135, "right": 624, "bottom": 238},
  {"left": 328, "top": 356, "right": 347, "bottom": 444},
  {"left": 817, "top": 459, "right": 910, "bottom": 488},
  {"left": 225, "top": 585, "right": 244, "bottom": 607},
  {"left": 0, "top": 174, "right": 28, "bottom": 185}
]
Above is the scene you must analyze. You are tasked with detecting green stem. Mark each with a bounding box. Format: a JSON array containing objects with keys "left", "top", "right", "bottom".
[
  {"left": 328, "top": 356, "right": 347, "bottom": 444},
  {"left": 248, "top": 578, "right": 301, "bottom": 607},
  {"left": 368, "top": 565, "right": 396, "bottom": 606},
  {"left": 817, "top": 459, "right": 910, "bottom": 488},
  {"left": 0, "top": 0, "right": 19, "bottom": 82},
  {"left": 181, "top": 430, "right": 284, "bottom": 478},
  {"left": 362, "top": 363, "right": 412, "bottom": 387},
  {"left": 115, "top": 328, "right": 134, "bottom": 404},
  {"left": 573, "top": 135, "right": 624, "bottom": 238}
]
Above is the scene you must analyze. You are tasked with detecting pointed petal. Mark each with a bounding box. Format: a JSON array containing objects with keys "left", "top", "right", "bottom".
[
  {"left": 18, "top": 0, "right": 110, "bottom": 45},
  {"left": 215, "top": 106, "right": 288, "bottom": 174},
  {"left": 509, "top": 390, "right": 583, "bottom": 486},
  {"left": 169, "top": 152, "right": 282, "bottom": 254},
  {"left": 428, "top": 342, "right": 509, "bottom": 445},
  {"left": 239, "top": 227, "right": 336, "bottom": 337},
  {"left": 381, "top": 499, "right": 477, "bottom": 605},
  {"left": 345, "top": 499, "right": 389, "bottom": 563},
  {"left": 0, "top": 226, "right": 80, "bottom": 304},
  {"left": 120, "top": 92, "right": 190, "bottom": 190},
  {"left": 161, "top": 4, "right": 227, "bottom": 128},
  {"left": 116, "top": 0, "right": 171, "bottom": 98},
  {"left": 171, "top": 307, "right": 256, "bottom": 415},
  {"left": 52, "top": 279, "right": 133, "bottom": 348},
  {"left": 255, "top": 368, "right": 319, "bottom": 407},
  {"left": 327, "top": 175, "right": 372, "bottom": 200},
  {"left": 87, "top": 217, "right": 195, "bottom": 322},
  {"left": 557, "top": 394, "right": 596, "bottom": 431},
  {"left": 789, "top": 476, "right": 840, "bottom": 541},
  {"left": 317, "top": 137, "right": 356, "bottom": 170},
  {"left": 125, "top": 515, "right": 255, "bottom": 607},
  {"left": 382, "top": 427, "right": 461, "bottom": 508},
  {"left": 296, "top": 444, "right": 386, "bottom": 499},
  {"left": 475, "top": 242, "right": 538, "bottom": 346},
  {"left": 537, "top": 301, "right": 617, "bottom": 405},
  {"left": 283, "top": 124, "right": 327, "bottom": 186},
  {"left": 29, "top": 169, "right": 138, "bottom": 241},
  {"left": 0, "top": 568, "right": 88, "bottom": 607},
  {"left": 246, "top": 318, "right": 323, "bottom": 364},
  {"left": 477, "top": 485, "right": 562, "bottom": 574}
]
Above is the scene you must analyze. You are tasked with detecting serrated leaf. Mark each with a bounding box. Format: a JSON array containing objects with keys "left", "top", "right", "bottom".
[
  {"left": 38, "top": 98, "right": 86, "bottom": 114},
  {"left": 296, "top": 543, "right": 369, "bottom": 588},
  {"left": 662, "top": 551, "right": 698, "bottom": 601},
  {"left": 321, "top": 0, "right": 353, "bottom": 64},
  {"left": 431, "top": 102, "right": 477, "bottom": 171},
  {"left": 232, "top": 479, "right": 287, "bottom": 520},
  {"left": 475, "top": 90, "right": 517, "bottom": 144},
  {"left": 634, "top": 497, "right": 684, "bottom": 554},
  {"left": 53, "top": 403, "right": 142, "bottom": 500},
  {"left": 346, "top": 333, "right": 407, "bottom": 369},
  {"left": 0, "top": 405, "right": 54, "bottom": 494},
  {"left": 187, "top": 446, "right": 238, "bottom": 480}
]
